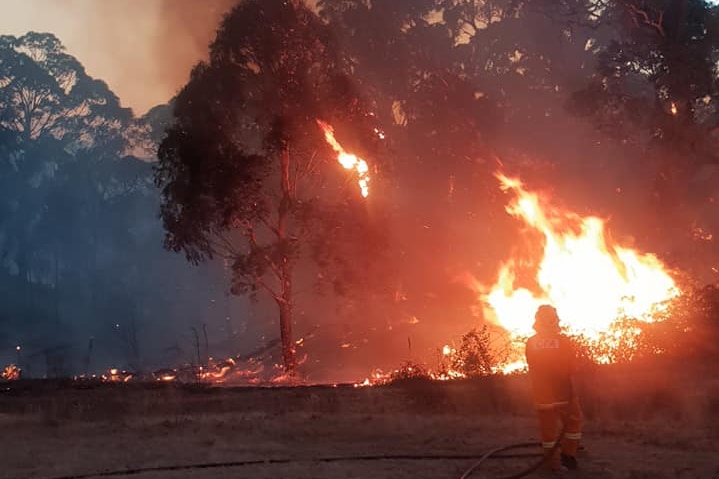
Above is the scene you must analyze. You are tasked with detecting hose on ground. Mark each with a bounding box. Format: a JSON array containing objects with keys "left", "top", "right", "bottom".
[
  {"left": 458, "top": 442, "right": 545, "bottom": 479},
  {"left": 459, "top": 424, "right": 568, "bottom": 479},
  {"left": 44, "top": 449, "right": 544, "bottom": 479}
]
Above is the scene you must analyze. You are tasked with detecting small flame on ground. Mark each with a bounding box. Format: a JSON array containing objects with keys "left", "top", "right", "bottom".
[
  {"left": 102, "top": 368, "right": 134, "bottom": 383},
  {"left": 2, "top": 364, "right": 21, "bottom": 381},
  {"left": 316, "top": 120, "right": 370, "bottom": 198}
]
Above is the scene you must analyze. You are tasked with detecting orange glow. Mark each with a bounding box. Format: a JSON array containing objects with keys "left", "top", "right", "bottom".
[
  {"left": 482, "top": 173, "right": 680, "bottom": 344},
  {"left": 2, "top": 364, "right": 21, "bottom": 381},
  {"left": 102, "top": 368, "right": 133, "bottom": 382},
  {"left": 316, "top": 120, "right": 370, "bottom": 198},
  {"left": 670, "top": 102, "right": 678, "bottom": 115}
]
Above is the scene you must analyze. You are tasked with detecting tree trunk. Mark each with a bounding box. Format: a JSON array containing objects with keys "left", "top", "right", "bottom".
[
  {"left": 278, "top": 144, "right": 296, "bottom": 373},
  {"left": 278, "top": 279, "right": 296, "bottom": 372},
  {"left": 53, "top": 246, "right": 60, "bottom": 326}
]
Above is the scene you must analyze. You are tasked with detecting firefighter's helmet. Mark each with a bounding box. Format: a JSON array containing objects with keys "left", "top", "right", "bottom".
[{"left": 533, "top": 304, "right": 560, "bottom": 333}]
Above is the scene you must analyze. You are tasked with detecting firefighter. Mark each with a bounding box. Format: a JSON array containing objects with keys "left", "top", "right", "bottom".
[{"left": 525, "top": 304, "right": 583, "bottom": 472}]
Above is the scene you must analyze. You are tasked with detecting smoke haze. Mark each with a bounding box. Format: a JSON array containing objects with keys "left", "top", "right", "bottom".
[{"left": 1, "top": 0, "right": 236, "bottom": 114}]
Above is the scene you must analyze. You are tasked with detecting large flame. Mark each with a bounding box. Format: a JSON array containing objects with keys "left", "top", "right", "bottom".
[
  {"left": 316, "top": 120, "right": 370, "bottom": 198},
  {"left": 483, "top": 173, "right": 680, "bottom": 339}
]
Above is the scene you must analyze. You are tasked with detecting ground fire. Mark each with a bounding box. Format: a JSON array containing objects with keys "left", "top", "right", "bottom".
[
  {"left": 316, "top": 120, "right": 371, "bottom": 198},
  {"left": 48, "top": 170, "right": 684, "bottom": 387}
]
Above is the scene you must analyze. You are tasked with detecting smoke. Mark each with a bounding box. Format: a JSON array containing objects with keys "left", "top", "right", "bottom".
[
  {"left": 2, "top": 0, "right": 237, "bottom": 114},
  {"left": 151, "top": 0, "right": 238, "bottom": 105}
]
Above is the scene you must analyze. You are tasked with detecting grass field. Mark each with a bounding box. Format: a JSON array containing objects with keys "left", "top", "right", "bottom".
[{"left": 1, "top": 359, "right": 718, "bottom": 479}]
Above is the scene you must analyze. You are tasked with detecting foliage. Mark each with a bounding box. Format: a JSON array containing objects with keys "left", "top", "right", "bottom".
[
  {"left": 569, "top": 0, "right": 719, "bottom": 205},
  {"left": 568, "top": 284, "right": 719, "bottom": 365},
  {"left": 0, "top": 33, "right": 225, "bottom": 375},
  {"left": 5, "top": 0, "right": 719, "bottom": 378},
  {"left": 156, "top": 0, "right": 387, "bottom": 372},
  {"left": 451, "top": 325, "right": 503, "bottom": 377}
]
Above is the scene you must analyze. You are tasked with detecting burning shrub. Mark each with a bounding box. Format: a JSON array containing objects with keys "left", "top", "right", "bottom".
[
  {"left": 568, "top": 321, "right": 644, "bottom": 365},
  {"left": 568, "top": 314, "right": 691, "bottom": 366},
  {"left": 567, "top": 285, "right": 718, "bottom": 366},
  {"left": 451, "top": 326, "right": 501, "bottom": 377}
]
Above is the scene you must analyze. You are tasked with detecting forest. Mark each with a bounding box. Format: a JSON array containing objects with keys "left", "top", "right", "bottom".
[{"left": 2, "top": 0, "right": 719, "bottom": 382}]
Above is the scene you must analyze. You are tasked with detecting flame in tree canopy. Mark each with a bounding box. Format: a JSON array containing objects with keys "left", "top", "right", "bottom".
[
  {"left": 316, "top": 120, "right": 370, "bottom": 198},
  {"left": 483, "top": 173, "right": 680, "bottom": 340}
]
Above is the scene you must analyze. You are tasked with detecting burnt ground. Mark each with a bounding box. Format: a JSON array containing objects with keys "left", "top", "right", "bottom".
[{"left": 1, "top": 362, "right": 718, "bottom": 479}]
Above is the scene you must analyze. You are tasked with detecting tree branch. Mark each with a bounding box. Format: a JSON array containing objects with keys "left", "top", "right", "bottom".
[
  {"left": 255, "top": 275, "right": 282, "bottom": 303},
  {"left": 258, "top": 215, "right": 281, "bottom": 238},
  {"left": 213, "top": 230, "right": 240, "bottom": 257},
  {"left": 626, "top": 2, "right": 665, "bottom": 37},
  {"left": 296, "top": 150, "right": 321, "bottom": 184},
  {"left": 242, "top": 221, "right": 283, "bottom": 281}
]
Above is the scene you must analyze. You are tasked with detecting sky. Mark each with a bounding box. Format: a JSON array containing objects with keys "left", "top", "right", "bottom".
[{"left": 0, "top": 0, "right": 235, "bottom": 115}]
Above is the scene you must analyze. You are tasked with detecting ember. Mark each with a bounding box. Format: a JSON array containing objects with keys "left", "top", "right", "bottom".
[
  {"left": 152, "top": 368, "right": 178, "bottom": 382},
  {"left": 102, "top": 368, "right": 134, "bottom": 383},
  {"left": 1, "top": 364, "right": 21, "bottom": 381}
]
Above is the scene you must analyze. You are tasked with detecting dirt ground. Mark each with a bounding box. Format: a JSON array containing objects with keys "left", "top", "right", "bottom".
[{"left": 1, "top": 365, "right": 718, "bottom": 479}]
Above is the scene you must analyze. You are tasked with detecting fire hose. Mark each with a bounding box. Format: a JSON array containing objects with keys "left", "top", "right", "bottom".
[
  {"left": 458, "top": 441, "right": 558, "bottom": 479},
  {"left": 41, "top": 443, "right": 555, "bottom": 479},
  {"left": 458, "top": 423, "right": 568, "bottom": 479}
]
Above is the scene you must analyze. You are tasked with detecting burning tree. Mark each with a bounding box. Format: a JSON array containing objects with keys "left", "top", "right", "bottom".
[{"left": 156, "top": 0, "right": 383, "bottom": 374}]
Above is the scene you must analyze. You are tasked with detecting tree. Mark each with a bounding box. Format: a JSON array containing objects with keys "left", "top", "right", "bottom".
[
  {"left": 156, "top": 0, "right": 383, "bottom": 373},
  {"left": 0, "top": 32, "right": 134, "bottom": 274},
  {"left": 0, "top": 32, "right": 132, "bottom": 146},
  {"left": 563, "top": 0, "right": 719, "bottom": 279},
  {"left": 570, "top": 1, "right": 719, "bottom": 176},
  {"left": 0, "top": 32, "right": 134, "bottom": 329},
  {"left": 0, "top": 32, "right": 190, "bottom": 370}
]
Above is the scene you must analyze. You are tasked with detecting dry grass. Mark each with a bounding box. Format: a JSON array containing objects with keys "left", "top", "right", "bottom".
[{"left": 1, "top": 359, "right": 717, "bottom": 479}]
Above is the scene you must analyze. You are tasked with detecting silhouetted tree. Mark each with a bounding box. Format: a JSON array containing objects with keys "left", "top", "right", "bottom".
[
  {"left": 570, "top": 1, "right": 719, "bottom": 179},
  {"left": 0, "top": 32, "right": 134, "bottom": 330},
  {"left": 0, "top": 33, "right": 218, "bottom": 371},
  {"left": 156, "top": 0, "right": 382, "bottom": 373}
]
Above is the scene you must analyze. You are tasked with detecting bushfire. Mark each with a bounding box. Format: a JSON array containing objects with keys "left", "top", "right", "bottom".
[
  {"left": 356, "top": 172, "right": 682, "bottom": 385},
  {"left": 3, "top": 173, "right": 683, "bottom": 387},
  {"left": 476, "top": 172, "right": 680, "bottom": 365}
]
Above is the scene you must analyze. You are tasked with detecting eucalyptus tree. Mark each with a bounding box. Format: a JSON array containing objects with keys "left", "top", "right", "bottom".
[{"left": 157, "top": 0, "right": 384, "bottom": 373}]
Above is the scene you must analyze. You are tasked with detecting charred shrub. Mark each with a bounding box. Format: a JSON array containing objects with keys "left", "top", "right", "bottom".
[{"left": 390, "top": 360, "right": 431, "bottom": 382}]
